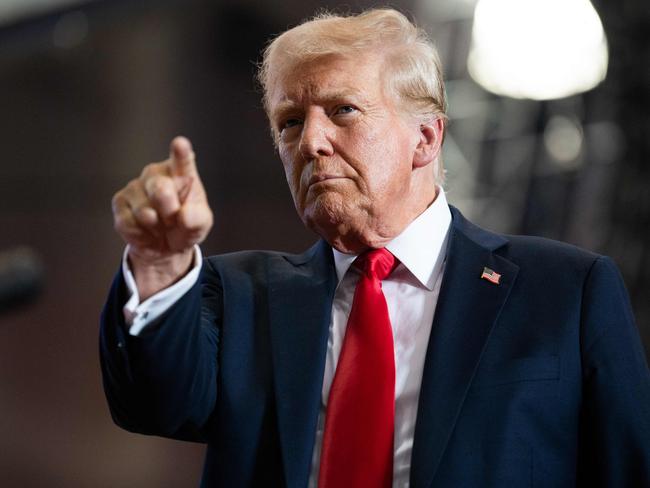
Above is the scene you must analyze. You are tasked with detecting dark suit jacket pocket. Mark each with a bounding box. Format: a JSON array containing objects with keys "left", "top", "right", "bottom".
[{"left": 471, "top": 356, "right": 560, "bottom": 389}]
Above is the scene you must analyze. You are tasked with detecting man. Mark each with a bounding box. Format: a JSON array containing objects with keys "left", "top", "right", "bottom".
[{"left": 101, "top": 8, "right": 650, "bottom": 487}]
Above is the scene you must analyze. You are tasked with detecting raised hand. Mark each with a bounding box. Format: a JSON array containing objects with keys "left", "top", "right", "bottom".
[{"left": 112, "top": 136, "right": 213, "bottom": 299}]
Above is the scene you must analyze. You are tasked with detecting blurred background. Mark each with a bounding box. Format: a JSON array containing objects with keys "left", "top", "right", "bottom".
[{"left": 0, "top": 0, "right": 648, "bottom": 486}]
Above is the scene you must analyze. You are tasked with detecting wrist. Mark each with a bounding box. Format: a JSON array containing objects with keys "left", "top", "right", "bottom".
[{"left": 128, "top": 247, "right": 195, "bottom": 301}]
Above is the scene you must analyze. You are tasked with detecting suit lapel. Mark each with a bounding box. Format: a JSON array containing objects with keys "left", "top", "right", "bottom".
[
  {"left": 410, "top": 208, "right": 519, "bottom": 488},
  {"left": 267, "top": 240, "right": 337, "bottom": 488}
]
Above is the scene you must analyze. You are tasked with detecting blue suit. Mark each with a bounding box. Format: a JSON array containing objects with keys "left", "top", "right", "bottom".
[{"left": 100, "top": 207, "right": 650, "bottom": 487}]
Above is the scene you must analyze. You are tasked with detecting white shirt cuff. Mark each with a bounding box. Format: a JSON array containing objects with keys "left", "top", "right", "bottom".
[{"left": 122, "top": 245, "right": 203, "bottom": 336}]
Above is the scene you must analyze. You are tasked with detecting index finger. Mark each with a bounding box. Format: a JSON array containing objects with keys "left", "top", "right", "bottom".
[{"left": 169, "top": 136, "right": 197, "bottom": 176}]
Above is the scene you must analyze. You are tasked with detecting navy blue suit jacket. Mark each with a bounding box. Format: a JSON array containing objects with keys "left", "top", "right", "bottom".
[{"left": 100, "top": 207, "right": 650, "bottom": 487}]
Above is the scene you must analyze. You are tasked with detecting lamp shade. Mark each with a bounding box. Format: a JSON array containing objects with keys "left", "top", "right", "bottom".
[{"left": 467, "top": 0, "right": 609, "bottom": 100}]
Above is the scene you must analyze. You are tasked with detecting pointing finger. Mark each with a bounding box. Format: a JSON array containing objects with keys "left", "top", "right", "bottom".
[{"left": 169, "top": 136, "right": 197, "bottom": 176}]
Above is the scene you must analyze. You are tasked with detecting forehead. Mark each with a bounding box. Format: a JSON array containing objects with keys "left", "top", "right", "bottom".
[{"left": 267, "top": 54, "right": 385, "bottom": 114}]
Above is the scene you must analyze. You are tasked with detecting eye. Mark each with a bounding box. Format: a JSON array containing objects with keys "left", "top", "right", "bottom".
[
  {"left": 280, "top": 118, "right": 302, "bottom": 131},
  {"left": 333, "top": 105, "right": 357, "bottom": 116}
]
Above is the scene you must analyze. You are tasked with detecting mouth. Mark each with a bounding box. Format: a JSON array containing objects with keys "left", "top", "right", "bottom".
[{"left": 308, "top": 174, "right": 346, "bottom": 188}]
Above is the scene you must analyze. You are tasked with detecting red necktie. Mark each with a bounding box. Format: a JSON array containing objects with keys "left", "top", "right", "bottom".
[{"left": 318, "top": 248, "right": 397, "bottom": 488}]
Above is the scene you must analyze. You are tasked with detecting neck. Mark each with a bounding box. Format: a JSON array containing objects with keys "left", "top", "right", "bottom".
[{"left": 324, "top": 186, "right": 439, "bottom": 254}]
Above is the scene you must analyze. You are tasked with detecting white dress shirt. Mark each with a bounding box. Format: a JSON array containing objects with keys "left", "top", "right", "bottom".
[
  {"left": 308, "top": 190, "right": 451, "bottom": 487},
  {"left": 122, "top": 190, "right": 452, "bottom": 488}
]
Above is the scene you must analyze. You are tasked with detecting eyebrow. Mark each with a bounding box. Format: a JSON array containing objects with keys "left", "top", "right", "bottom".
[
  {"left": 270, "top": 101, "right": 300, "bottom": 122},
  {"left": 270, "top": 88, "right": 370, "bottom": 121}
]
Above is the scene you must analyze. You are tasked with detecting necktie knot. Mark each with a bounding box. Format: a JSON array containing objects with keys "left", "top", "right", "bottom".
[{"left": 355, "top": 248, "right": 397, "bottom": 281}]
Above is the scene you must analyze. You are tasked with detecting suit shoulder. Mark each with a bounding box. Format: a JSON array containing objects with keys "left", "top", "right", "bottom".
[
  {"left": 500, "top": 234, "right": 606, "bottom": 279},
  {"left": 504, "top": 234, "right": 599, "bottom": 259},
  {"left": 503, "top": 234, "right": 601, "bottom": 261},
  {"left": 452, "top": 205, "right": 609, "bottom": 279},
  {"left": 203, "top": 241, "right": 324, "bottom": 274},
  {"left": 204, "top": 249, "right": 290, "bottom": 274},
  {"left": 205, "top": 249, "right": 283, "bottom": 266}
]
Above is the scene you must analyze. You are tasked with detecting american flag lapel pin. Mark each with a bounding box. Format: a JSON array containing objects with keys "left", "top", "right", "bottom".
[{"left": 480, "top": 266, "right": 501, "bottom": 285}]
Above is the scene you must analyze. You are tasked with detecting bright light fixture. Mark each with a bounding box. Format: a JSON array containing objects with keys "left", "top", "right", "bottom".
[{"left": 467, "top": 0, "right": 609, "bottom": 100}]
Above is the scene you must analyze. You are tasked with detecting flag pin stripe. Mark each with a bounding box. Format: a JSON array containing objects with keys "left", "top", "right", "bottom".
[{"left": 481, "top": 267, "right": 501, "bottom": 284}]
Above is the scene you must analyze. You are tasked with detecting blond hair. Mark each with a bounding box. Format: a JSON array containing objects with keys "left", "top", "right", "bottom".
[{"left": 258, "top": 8, "right": 448, "bottom": 180}]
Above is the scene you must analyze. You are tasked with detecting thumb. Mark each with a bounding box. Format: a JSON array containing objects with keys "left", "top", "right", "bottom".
[{"left": 169, "top": 136, "right": 197, "bottom": 176}]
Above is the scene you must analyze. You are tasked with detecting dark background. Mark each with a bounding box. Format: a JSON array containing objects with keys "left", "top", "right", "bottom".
[{"left": 0, "top": 0, "right": 648, "bottom": 486}]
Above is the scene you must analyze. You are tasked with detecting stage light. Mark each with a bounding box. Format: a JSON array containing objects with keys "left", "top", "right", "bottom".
[{"left": 467, "top": 0, "right": 609, "bottom": 100}]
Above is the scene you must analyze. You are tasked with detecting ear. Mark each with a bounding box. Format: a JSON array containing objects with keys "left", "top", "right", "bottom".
[{"left": 413, "top": 117, "right": 444, "bottom": 169}]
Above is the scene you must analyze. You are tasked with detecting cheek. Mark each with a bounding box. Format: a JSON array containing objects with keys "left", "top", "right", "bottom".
[
  {"left": 351, "top": 132, "right": 406, "bottom": 188},
  {"left": 368, "top": 143, "right": 413, "bottom": 197},
  {"left": 279, "top": 148, "right": 305, "bottom": 202}
]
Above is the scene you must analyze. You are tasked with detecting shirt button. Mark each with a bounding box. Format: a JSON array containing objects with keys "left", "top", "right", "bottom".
[{"left": 117, "top": 341, "right": 124, "bottom": 348}]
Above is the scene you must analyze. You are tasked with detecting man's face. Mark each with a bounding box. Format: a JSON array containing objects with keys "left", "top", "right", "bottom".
[{"left": 268, "top": 54, "right": 428, "bottom": 252}]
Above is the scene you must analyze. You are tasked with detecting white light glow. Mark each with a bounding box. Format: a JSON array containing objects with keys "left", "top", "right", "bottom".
[
  {"left": 467, "top": 0, "right": 609, "bottom": 100},
  {"left": 544, "top": 115, "right": 584, "bottom": 167}
]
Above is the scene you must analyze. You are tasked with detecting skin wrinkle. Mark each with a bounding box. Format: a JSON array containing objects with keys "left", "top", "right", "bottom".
[
  {"left": 271, "top": 88, "right": 374, "bottom": 134},
  {"left": 268, "top": 54, "right": 442, "bottom": 254}
]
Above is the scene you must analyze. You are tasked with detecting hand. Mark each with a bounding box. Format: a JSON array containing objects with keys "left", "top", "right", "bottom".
[{"left": 112, "top": 136, "right": 213, "bottom": 299}]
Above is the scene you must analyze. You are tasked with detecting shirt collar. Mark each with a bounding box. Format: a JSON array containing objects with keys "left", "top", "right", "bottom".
[{"left": 332, "top": 188, "right": 452, "bottom": 290}]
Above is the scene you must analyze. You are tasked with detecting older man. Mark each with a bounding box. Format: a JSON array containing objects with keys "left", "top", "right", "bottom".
[{"left": 101, "top": 8, "right": 650, "bottom": 488}]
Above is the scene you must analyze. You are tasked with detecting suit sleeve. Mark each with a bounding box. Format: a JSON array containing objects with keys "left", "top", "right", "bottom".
[
  {"left": 99, "top": 258, "right": 223, "bottom": 442},
  {"left": 577, "top": 256, "right": 650, "bottom": 486}
]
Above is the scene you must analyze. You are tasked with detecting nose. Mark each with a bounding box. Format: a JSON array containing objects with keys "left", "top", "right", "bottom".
[{"left": 298, "top": 112, "right": 334, "bottom": 159}]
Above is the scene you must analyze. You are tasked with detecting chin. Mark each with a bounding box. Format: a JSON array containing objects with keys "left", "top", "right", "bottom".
[{"left": 301, "top": 193, "right": 356, "bottom": 235}]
